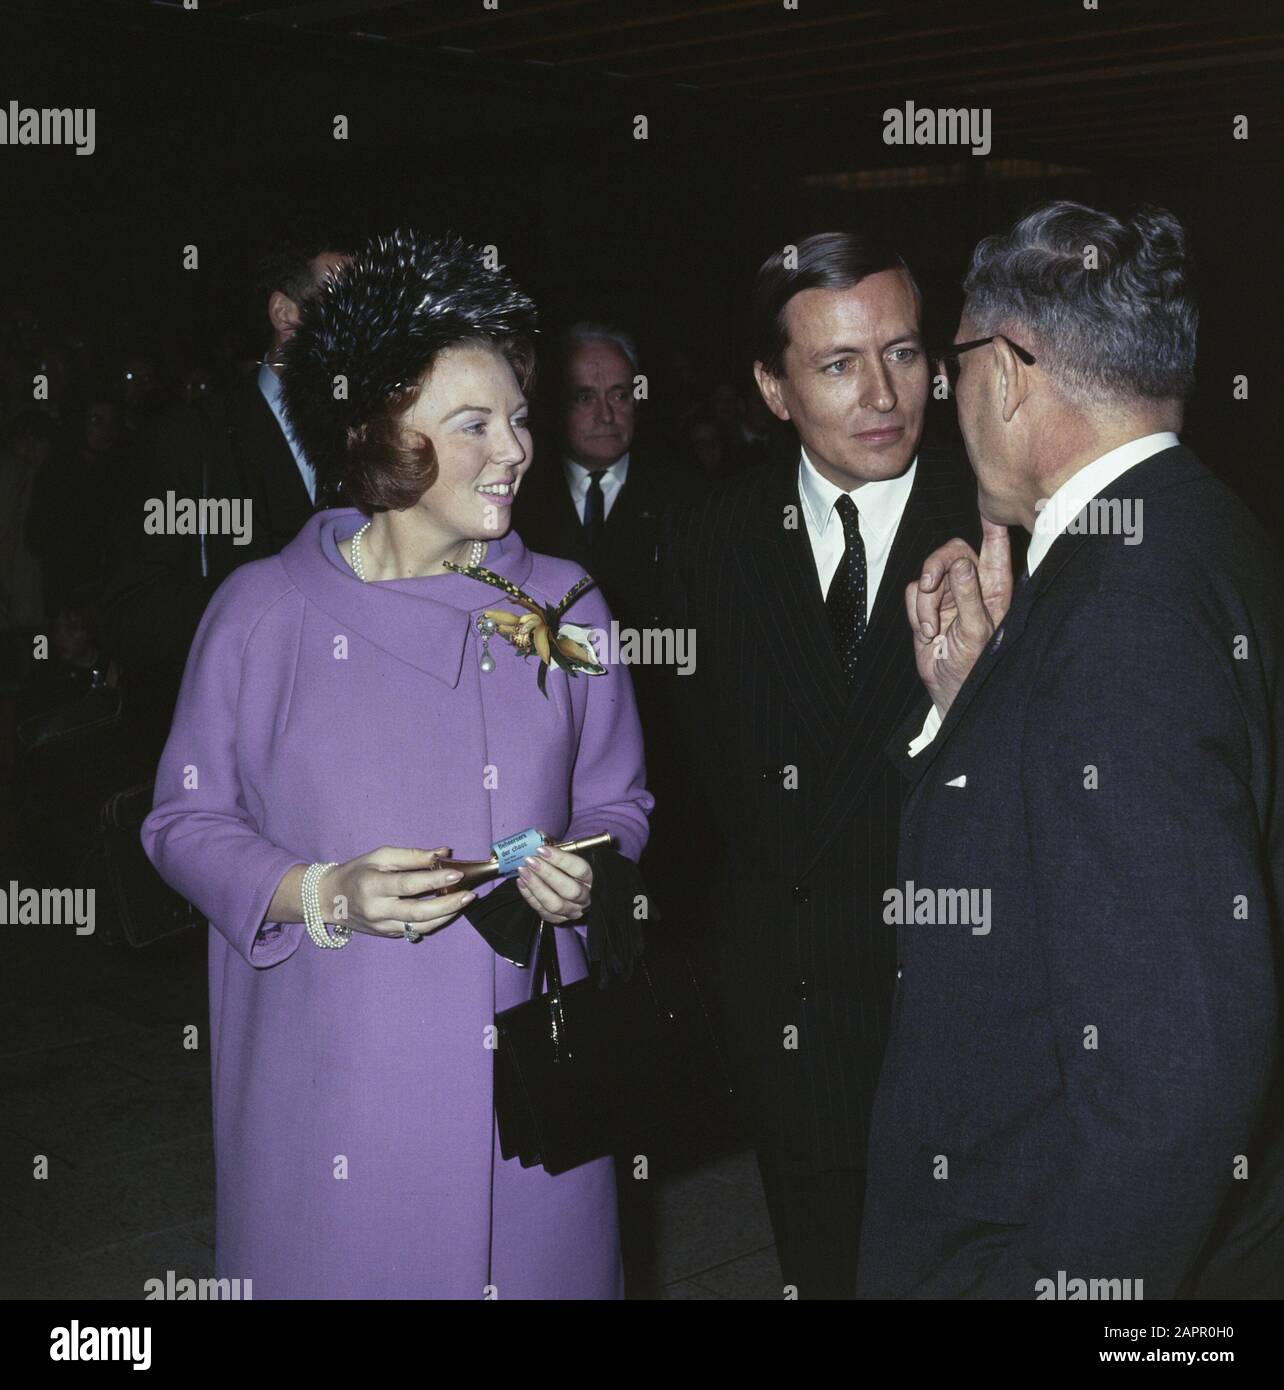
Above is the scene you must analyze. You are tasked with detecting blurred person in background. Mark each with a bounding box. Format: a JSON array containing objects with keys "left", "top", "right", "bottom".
[
  {"left": 516, "top": 321, "right": 695, "bottom": 638},
  {"left": 94, "top": 223, "right": 351, "bottom": 747},
  {"left": 515, "top": 322, "right": 699, "bottom": 909},
  {"left": 709, "top": 379, "right": 771, "bottom": 473}
]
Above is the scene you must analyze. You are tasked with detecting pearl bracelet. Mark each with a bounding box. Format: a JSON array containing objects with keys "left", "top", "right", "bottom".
[{"left": 303, "top": 861, "right": 350, "bottom": 949}]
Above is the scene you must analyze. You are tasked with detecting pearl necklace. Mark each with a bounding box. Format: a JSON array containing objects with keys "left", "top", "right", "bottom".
[{"left": 349, "top": 522, "right": 484, "bottom": 581}]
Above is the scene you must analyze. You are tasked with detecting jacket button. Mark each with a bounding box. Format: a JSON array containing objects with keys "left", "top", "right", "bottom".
[
  {"left": 792, "top": 884, "right": 809, "bottom": 905},
  {"left": 896, "top": 969, "right": 903, "bottom": 980},
  {"left": 794, "top": 979, "right": 810, "bottom": 1001}
]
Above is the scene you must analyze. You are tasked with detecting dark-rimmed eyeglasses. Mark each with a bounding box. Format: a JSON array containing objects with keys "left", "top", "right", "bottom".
[{"left": 937, "top": 336, "right": 1037, "bottom": 394}]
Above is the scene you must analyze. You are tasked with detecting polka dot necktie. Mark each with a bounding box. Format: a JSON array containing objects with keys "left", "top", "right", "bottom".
[{"left": 826, "top": 494, "right": 867, "bottom": 685}]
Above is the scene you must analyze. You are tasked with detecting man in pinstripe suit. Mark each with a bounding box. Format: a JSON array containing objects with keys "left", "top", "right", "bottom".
[{"left": 659, "top": 232, "right": 979, "bottom": 1297}]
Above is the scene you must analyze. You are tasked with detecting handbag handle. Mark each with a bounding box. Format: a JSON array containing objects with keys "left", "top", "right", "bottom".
[
  {"left": 528, "top": 921, "right": 565, "bottom": 996},
  {"left": 529, "top": 922, "right": 571, "bottom": 1062}
]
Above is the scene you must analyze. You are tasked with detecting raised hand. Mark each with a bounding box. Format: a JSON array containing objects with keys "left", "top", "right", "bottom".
[{"left": 905, "top": 519, "right": 1014, "bottom": 716}]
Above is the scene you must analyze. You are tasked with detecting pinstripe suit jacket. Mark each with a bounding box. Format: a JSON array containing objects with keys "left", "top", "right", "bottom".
[{"left": 659, "top": 441, "right": 979, "bottom": 1168}]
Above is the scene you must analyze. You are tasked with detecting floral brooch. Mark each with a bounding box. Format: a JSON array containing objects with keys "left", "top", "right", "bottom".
[{"left": 442, "top": 562, "right": 607, "bottom": 696}]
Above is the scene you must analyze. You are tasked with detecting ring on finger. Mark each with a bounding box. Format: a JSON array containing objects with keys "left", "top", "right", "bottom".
[{"left": 403, "top": 922, "right": 423, "bottom": 943}]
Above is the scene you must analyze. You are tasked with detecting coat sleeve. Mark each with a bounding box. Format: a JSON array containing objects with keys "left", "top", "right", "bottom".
[
  {"left": 140, "top": 567, "right": 308, "bottom": 969},
  {"left": 977, "top": 587, "right": 1277, "bottom": 1298},
  {"left": 560, "top": 583, "right": 654, "bottom": 865}
]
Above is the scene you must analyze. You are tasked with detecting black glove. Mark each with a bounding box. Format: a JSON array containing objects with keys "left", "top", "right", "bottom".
[{"left": 465, "top": 847, "right": 654, "bottom": 986}]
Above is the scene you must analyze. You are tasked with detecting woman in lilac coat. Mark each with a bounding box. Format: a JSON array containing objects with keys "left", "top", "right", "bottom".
[{"left": 141, "top": 232, "right": 652, "bottom": 1300}]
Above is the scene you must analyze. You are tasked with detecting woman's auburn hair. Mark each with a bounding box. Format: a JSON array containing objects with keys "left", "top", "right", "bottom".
[{"left": 341, "top": 334, "right": 537, "bottom": 513}]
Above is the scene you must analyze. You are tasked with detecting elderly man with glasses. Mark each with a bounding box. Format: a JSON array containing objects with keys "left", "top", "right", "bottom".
[{"left": 859, "top": 201, "right": 1284, "bottom": 1301}]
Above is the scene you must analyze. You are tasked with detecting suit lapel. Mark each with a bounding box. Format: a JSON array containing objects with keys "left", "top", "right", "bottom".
[
  {"left": 519, "top": 460, "right": 587, "bottom": 560},
  {"left": 796, "top": 447, "right": 977, "bottom": 878},
  {"left": 557, "top": 467, "right": 585, "bottom": 536},
  {"left": 536, "top": 460, "right": 583, "bottom": 535},
  {"left": 603, "top": 471, "right": 635, "bottom": 535},
  {"left": 734, "top": 466, "right": 849, "bottom": 736},
  {"left": 605, "top": 455, "right": 663, "bottom": 534}
]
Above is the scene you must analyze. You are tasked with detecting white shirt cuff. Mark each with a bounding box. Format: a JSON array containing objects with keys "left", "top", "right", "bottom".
[{"left": 907, "top": 704, "right": 943, "bottom": 758}]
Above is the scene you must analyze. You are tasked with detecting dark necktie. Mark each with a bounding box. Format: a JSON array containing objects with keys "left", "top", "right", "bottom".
[
  {"left": 826, "top": 494, "right": 867, "bottom": 684},
  {"left": 583, "top": 470, "right": 606, "bottom": 547}
]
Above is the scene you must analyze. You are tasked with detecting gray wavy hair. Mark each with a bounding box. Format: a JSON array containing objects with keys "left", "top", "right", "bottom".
[
  {"left": 963, "top": 201, "right": 1197, "bottom": 408},
  {"left": 557, "top": 321, "right": 639, "bottom": 373}
]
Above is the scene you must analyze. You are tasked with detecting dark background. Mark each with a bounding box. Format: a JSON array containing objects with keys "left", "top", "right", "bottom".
[{"left": 1, "top": 0, "right": 1282, "bottom": 523}]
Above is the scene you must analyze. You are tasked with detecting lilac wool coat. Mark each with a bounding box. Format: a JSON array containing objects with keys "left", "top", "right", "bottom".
[{"left": 141, "top": 508, "right": 653, "bottom": 1300}]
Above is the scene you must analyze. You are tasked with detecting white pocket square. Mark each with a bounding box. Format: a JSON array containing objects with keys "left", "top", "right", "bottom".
[{"left": 945, "top": 774, "right": 967, "bottom": 788}]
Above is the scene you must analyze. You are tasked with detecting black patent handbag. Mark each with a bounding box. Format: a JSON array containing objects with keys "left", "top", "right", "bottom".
[{"left": 493, "top": 920, "right": 733, "bottom": 1176}]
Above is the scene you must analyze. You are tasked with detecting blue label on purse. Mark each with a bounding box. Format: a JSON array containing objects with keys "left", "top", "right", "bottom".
[{"left": 492, "top": 827, "right": 545, "bottom": 875}]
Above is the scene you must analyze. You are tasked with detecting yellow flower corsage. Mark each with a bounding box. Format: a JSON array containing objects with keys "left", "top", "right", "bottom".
[{"left": 443, "top": 562, "right": 607, "bottom": 695}]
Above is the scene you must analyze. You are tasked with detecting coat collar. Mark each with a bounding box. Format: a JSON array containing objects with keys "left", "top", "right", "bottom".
[
  {"left": 902, "top": 443, "right": 1205, "bottom": 791},
  {"left": 736, "top": 460, "right": 849, "bottom": 729},
  {"left": 279, "top": 507, "right": 536, "bottom": 687}
]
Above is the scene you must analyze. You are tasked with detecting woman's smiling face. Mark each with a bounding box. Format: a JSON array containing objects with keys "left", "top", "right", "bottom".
[{"left": 401, "top": 340, "right": 533, "bottom": 543}]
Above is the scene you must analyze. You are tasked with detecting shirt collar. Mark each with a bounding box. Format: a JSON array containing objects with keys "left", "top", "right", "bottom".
[
  {"left": 258, "top": 361, "right": 298, "bottom": 441},
  {"left": 258, "top": 360, "right": 283, "bottom": 410},
  {"left": 564, "top": 453, "right": 629, "bottom": 496},
  {"left": 797, "top": 445, "right": 918, "bottom": 539},
  {"left": 1026, "top": 431, "right": 1179, "bottom": 575}
]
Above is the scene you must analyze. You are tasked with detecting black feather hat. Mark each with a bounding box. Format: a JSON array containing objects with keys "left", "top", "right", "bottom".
[{"left": 279, "top": 229, "right": 537, "bottom": 500}]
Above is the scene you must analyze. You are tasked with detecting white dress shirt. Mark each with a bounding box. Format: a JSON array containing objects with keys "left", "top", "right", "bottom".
[
  {"left": 798, "top": 446, "right": 918, "bottom": 617},
  {"left": 258, "top": 361, "right": 317, "bottom": 504},
  {"left": 564, "top": 454, "right": 629, "bottom": 525},
  {"left": 907, "top": 431, "right": 1180, "bottom": 756}
]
